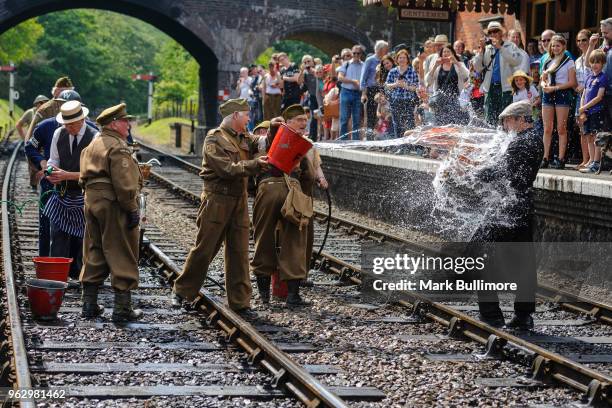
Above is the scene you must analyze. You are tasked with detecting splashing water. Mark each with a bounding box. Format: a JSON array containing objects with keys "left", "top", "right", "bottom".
[{"left": 315, "top": 124, "right": 523, "bottom": 241}]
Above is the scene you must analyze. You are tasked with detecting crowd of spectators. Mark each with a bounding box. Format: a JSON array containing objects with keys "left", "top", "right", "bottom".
[{"left": 235, "top": 17, "right": 612, "bottom": 174}]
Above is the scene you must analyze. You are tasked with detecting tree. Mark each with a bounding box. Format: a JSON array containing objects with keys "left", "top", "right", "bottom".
[{"left": 0, "top": 19, "right": 44, "bottom": 64}]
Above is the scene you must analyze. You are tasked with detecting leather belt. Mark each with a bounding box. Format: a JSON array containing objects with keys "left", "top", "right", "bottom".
[{"left": 85, "top": 177, "right": 112, "bottom": 187}]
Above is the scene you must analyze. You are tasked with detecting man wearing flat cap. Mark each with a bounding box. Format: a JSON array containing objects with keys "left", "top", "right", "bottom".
[
  {"left": 250, "top": 104, "right": 321, "bottom": 308},
  {"left": 79, "top": 103, "right": 144, "bottom": 322},
  {"left": 469, "top": 100, "right": 543, "bottom": 330},
  {"left": 171, "top": 98, "right": 268, "bottom": 317},
  {"left": 42, "top": 101, "right": 97, "bottom": 283}
]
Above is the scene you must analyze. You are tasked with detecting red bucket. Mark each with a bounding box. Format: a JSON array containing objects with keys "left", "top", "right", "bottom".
[
  {"left": 271, "top": 271, "right": 288, "bottom": 299},
  {"left": 268, "top": 124, "right": 313, "bottom": 174},
  {"left": 33, "top": 257, "right": 72, "bottom": 282},
  {"left": 26, "top": 278, "right": 68, "bottom": 320}
]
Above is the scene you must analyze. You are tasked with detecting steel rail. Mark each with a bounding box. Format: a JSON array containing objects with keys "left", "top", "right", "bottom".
[
  {"left": 1, "top": 142, "right": 35, "bottom": 407},
  {"left": 312, "top": 251, "right": 611, "bottom": 406},
  {"left": 138, "top": 140, "right": 612, "bottom": 326},
  {"left": 141, "top": 241, "right": 349, "bottom": 408}
]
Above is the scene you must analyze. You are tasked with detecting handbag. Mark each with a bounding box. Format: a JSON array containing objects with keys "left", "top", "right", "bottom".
[
  {"left": 323, "top": 96, "right": 340, "bottom": 120},
  {"left": 281, "top": 174, "right": 313, "bottom": 230}
]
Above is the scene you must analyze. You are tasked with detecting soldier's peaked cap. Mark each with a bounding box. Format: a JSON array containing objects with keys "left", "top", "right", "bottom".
[
  {"left": 219, "top": 98, "right": 249, "bottom": 118},
  {"left": 282, "top": 104, "right": 305, "bottom": 121},
  {"left": 54, "top": 76, "right": 74, "bottom": 88},
  {"left": 96, "top": 103, "right": 134, "bottom": 126}
]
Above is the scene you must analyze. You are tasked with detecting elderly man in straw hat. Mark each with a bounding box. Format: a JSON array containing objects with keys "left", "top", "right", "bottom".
[
  {"left": 79, "top": 103, "right": 143, "bottom": 322},
  {"left": 423, "top": 34, "right": 449, "bottom": 89},
  {"left": 43, "top": 100, "right": 97, "bottom": 281},
  {"left": 470, "top": 100, "right": 543, "bottom": 330},
  {"left": 473, "top": 21, "right": 522, "bottom": 125},
  {"left": 171, "top": 98, "right": 269, "bottom": 317}
]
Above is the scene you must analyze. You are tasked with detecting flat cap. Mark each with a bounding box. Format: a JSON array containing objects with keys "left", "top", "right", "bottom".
[
  {"left": 253, "top": 120, "right": 271, "bottom": 132},
  {"left": 499, "top": 100, "right": 532, "bottom": 120},
  {"left": 33, "top": 95, "right": 49, "bottom": 105},
  {"left": 219, "top": 98, "right": 249, "bottom": 118},
  {"left": 54, "top": 76, "right": 73, "bottom": 89},
  {"left": 282, "top": 104, "right": 305, "bottom": 121},
  {"left": 96, "top": 103, "right": 134, "bottom": 126}
]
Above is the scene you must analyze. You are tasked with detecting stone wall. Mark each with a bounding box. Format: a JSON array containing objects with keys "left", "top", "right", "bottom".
[{"left": 317, "top": 152, "right": 612, "bottom": 242}]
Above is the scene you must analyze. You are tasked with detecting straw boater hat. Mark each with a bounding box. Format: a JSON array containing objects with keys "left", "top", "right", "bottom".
[
  {"left": 484, "top": 21, "right": 505, "bottom": 34},
  {"left": 56, "top": 100, "right": 89, "bottom": 125},
  {"left": 508, "top": 70, "right": 533, "bottom": 85},
  {"left": 434, "top": 34, "right": 448, "bottom": 45}
]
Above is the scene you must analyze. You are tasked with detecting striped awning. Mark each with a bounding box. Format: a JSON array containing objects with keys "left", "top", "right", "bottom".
[{"left": 362, "top": 0, "right": 519, "bottom": 15}]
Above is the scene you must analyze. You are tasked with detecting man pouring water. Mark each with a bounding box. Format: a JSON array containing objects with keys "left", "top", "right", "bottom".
[{"left": 469, "top": 100, "right": 543, "bottom": 330}]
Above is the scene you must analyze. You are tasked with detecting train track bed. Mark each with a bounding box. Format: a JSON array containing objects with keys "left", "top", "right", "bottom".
[
  {"left": 139, "top": 155, "right": 611, "bottom": 406},
  {"left": 5, "top": 150, "right": 382, "bottom": 407}
]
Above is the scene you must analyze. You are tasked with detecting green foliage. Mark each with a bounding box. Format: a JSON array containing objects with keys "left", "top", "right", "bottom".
[
  {"left": 8, "top": 9, "right": 198, "bottom": 116},
  {"left": 255, "top": 40, "right": 328, "bottom": 65},
  {"left": 0, "top": 99, "right": 24, "bottom": 129},
  {"left": 0, "top": 19, "right": 44, "bottom": 64},
  {"left": 134, "top": 116, "right": 191, "bottom": 146}
]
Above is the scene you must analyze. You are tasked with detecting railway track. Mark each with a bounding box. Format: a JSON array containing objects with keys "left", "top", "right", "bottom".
[
  {"left": 135, "top": 140, "right": 612, "bottom": 406},
  {"left": 0, "top": 143, "right": 385, "bottom": 407}
]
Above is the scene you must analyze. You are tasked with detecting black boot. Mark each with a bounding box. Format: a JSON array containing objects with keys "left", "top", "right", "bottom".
[
  {"left": 286, "top": 280, "right": 312, "bottom": 307},
  {"left": 506, "top": 313, "right": 534, "bottom": 330},
  {"left": 479, "top": 313, "right": 505, "bottom": 328},
  {"left": 81, "top": 284, "right": 104, "bottom": 318},
  {"left": 112, "top": 290, "right": 143, "bottom": 322},
  {"left": 256, "top": 276, "right": 271, "bottom": 304}
]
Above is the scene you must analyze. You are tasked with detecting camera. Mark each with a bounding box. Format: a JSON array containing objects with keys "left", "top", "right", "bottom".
[
  {"left": 44, "top": 165, "right": 53, "bottom": 176},
  {"left": 418, "top": 46, "right": 424, "bottom": 54},
  {"left": 485, "top": 38, "right": 493, "bottom": 46}
]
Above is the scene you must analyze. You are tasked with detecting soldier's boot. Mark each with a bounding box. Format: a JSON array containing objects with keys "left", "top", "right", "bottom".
[
  {"left": 286, "top": 280, "right": 312, "bottom": 307},
  {"left": 112, "top": 290, "right": 143, "bottom": 322},
  {"left": 256, "top": 276, "right": 271, "bottom": 304},
  {"left": 81, "top": 284, "right": 104, "bottom": 318}
]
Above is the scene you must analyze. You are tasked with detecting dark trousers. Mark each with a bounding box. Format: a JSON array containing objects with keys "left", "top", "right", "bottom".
[
  {"left": 308, "top": 94, "right": 319, "bottom": 141},
  {"left": 365, "top": 87, "right": 379, "bottom": 129},
  {"left": 473, "top": 222, "right": 536, "bottom": 318},
  {"left": 485, "top": 84, "right": 512, "bottom": 125},
  {"left": 389, "top": 98, "right": 415, "bottom": 138},
  {"left": 39, "top": 182, "right": 53, "bottom": 256},
  {"left": 50, "top": 222, "right": 83, "bottom": 279}
]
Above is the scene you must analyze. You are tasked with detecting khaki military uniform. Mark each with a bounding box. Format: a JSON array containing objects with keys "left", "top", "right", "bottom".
[
  {"left": 173, "top": 126, "right": 261, "bottom": 310},
  {"left": 79, "top": 128, "right": 143, "bottom": 291},
  {"left": 250, "top": 163, "right": 309, "bottom": 282},
  {"left": 299, "top": 155, "right": 317, "bottom": 273},
  {"left": 25, "top": 99, "right": 65, "bottom": 186}
]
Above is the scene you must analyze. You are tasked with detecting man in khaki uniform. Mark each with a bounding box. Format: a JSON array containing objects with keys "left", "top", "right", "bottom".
[
  {"left": 79, "top": 103, "right": 143, "bottom": 322},
  {"left": 250, "top": 104, "right": 313, "bottom": 307},
  {"left": 24, "top": 77, "right": 74, "bottom": 189},
  {"left": 16, "top": 95, "right": 48, "bottom": 140},
  {"left": 171, "top": 98, "right": 268, "bottom": 315}
]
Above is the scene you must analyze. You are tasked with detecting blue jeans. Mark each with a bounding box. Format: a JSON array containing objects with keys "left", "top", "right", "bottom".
[{"left": 340, "top": 88, "right": 362, "bottom": 140}]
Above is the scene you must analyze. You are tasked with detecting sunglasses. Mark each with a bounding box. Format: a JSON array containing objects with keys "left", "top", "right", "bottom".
[
  {"left": 541, "top": 39, "right": 551, "bottom": 43},
  {"left": 488, "top": 29, "right": 501, "bottom": 34},
  {"left": 577, "top": 38, "right": 588, "bottom": 43},
  {"left": 353, "top": 51, "right": 362, "bottom": 55}
]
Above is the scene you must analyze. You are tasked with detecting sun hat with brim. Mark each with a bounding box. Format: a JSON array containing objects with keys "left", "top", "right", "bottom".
[
  {"left": 484, "top": 21, "right": 504, "bottom": 34},
  {"left": 434, "top": 35, "right": 448, "bottom": 44},
  {"left": 508, "top": 70, "right": 533, "bottom": 85},
  {"left": 56, "top": 100, "right": 89, "bottom": 124}
]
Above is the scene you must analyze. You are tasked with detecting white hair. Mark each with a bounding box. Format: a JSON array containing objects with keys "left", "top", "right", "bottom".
[
  {"left": 301, "top": 54, "right": 313, "bottom": 63},
  {"left": 374, "top": 40, "right": 389, "bottom": 53},
  {"left": 602, "top": 18, "right": 612, "bottom": 30}
]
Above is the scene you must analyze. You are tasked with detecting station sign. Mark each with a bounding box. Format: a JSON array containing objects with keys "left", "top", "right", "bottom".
[
  {"left": 397, "top": 6, "right": 452, "bottom": 22},
  {"left": 0, "top": 65, "right": 16, "bottom": 72},
  {"left": 131, "top": 74, "right": 157, "bottom": 81}
]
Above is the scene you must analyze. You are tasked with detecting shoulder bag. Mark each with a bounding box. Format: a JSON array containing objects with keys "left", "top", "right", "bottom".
[{"left": 281, "top": 174, "right": 313, "bottom": 230}]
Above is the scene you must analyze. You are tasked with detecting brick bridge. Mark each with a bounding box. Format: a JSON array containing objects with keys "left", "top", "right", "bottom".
[{"left": 0, "top": 0, "right": 448, "bottom": 129}]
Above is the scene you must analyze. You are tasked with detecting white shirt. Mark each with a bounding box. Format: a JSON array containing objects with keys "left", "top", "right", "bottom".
[
  {"left": 543, "top": 58, "right": 575, "bottom": 86},
  {"left": 512, "top": 84, "right": 539, "bottom": 104},
  {"left": 48, "top": 122, "right": 94, "bottom": 168},
  {"left": 265, "top": 72, "right": 282, "bottom": 95},
  {"left": 238, "top": 76, "right": 252, "bottom": 99},
  {"left": 575, "top": 55, "right": 591, "bottom": 88}
]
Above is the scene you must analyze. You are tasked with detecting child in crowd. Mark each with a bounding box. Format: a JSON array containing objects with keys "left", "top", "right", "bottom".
[
  {"left": 578, "top": 50, "right": 608, "bottom": 174},
  {"left": 510, "top": 70, "right": 540, "bottom": 105},
  {"left": 374, "top": 92, "right": 391, "bottom": 139}
]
